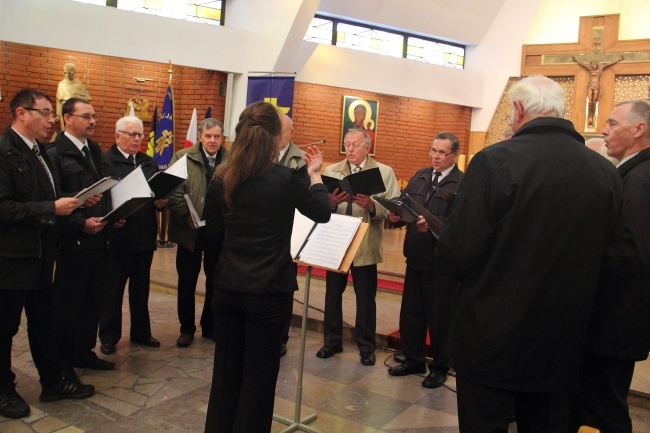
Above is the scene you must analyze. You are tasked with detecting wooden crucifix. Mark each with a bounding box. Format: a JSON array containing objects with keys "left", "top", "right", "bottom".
[{"left": 521, "top": 14, "right": 650, "bottom": 133}]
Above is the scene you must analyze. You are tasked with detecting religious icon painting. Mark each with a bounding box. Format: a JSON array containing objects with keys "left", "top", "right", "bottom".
[{"left": 341, "top": 96, "right": 379, "bottom": 155}]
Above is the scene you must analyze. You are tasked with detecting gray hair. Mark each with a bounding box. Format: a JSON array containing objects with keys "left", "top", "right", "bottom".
[
  {"left": 115, "top": 115, "right": 143, "bottom": 133},
  {"left": 616, "top": 99, "right": 650, "bottom": 139},
  {"left": 198, "top": 118, "right": 224, "bottom": 135},
  {"left": 344, "top": 128, "right": 371, "bottom": 145},
  {"left": 508, "top": 75, "right": 565, "bottom": 119}
]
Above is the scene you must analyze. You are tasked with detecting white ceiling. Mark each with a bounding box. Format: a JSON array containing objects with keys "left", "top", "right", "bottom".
[{"left": 317, "top": 0, "right": 508, "bottom": 46}]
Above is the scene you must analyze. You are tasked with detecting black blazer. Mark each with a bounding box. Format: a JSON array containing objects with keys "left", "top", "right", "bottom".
[{"left": 204, "top": 164, "right": 330, "bottom": 295}]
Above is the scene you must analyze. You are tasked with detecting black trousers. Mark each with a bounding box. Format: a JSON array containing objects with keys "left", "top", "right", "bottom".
[
  {"left": 0, "top": 289, "right": 62, "bottom": 389},
  {"left": 99, "top": 250, "right": 155, "bottom": 345},
  {"left": 399, "top": 266, "right": 451, "bottom": 372},
  {"left": 456, "top": 376, "right": 569, "bottom": 433},
  {"left": 204, "top": 290, "right": 286, "bottom": 433},
  {"left": 176, "top": 239, "right": 218, "bottom": 336},
  {"left": 568, "top": 351, "right": 635, "bottom": 433},
  {"left": 324, "top": 264, "right": 377, "bottom": 354},
  {"left": 52, "top": 256, "right": 108, "bottom": 368}
]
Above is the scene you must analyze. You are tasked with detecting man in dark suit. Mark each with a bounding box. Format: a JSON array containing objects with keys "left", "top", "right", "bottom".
[
  {"left": 569, "top": 99, "right": 650, "bottom": 433},
  {"left": 387, "top": 132, "right": 463, "bottom": 389},
  {"left": 98, "top": 116, "right": 168, "bottom": 355},
  {"left": 47, "top": 98, "right": 115, "bottom": 372},
  {"left": 437, "top": 75, "right": 625, "bottom": 432},
  {"left": 0, "top": 89, "right": 95, "bottom": 419}
]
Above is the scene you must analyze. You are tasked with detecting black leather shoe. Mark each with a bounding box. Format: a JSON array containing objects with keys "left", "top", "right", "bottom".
[
  {"left": 40, "top": 377, "right": 95, "bottom": 402},
  {"left": 75, "top": 354, "right": 116, "bottom": 371},
  {"left": 388, "top": 363, "right": 426, "bottom": 376},
  {"left": 0, "top": 384, "right": 30, "bottom": 419},
  {"left": 316, "top": 346, "right": 343, "bottom": 359},
  {"left": 100, "top": 343, "right": 116, "bottom": 355},
  {"left": 176, "top": 334, "right": 194, "bottom": 347},
  {"left": 422, "top": 371, "right": 447, "bottom": 389},
  {"left": 360, "top": 352, "right": 376, "bottom": 366},
  {"left": 280, "top": 343, "right": 287, "bottom": 358},
  {"left": 130, "top": 336, "right": 160, "bottom": 348}
]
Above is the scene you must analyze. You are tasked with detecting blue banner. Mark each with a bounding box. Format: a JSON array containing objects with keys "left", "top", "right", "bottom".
[
  {"left": 154, "top": 85, "right": 174, "bottom": 171},
  {"left": 147, "top": 105, "right": 157, "bottom": 157},
  {"left": 246, "top": 76, "right": 295, "bottom": 117}
]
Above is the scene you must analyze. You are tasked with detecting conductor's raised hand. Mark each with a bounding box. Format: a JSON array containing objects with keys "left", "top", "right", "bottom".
[{"left": 303, "top": 145, "right": 324, "bottom": 175}]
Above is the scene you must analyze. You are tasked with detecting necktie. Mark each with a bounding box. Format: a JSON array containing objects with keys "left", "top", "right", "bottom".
[
  {"left": 127, "top": 155, "right": 135, "bottom": 165},
  {"left": 426, "top": 171, "right": 442, "bottom": 203},
  {"left": 345, "top": 166, "right": 361, "bottom": 215},
  {"left": 33, "top": 145, "right": 56, "bottom": 197},
  {"left": 82, "top": 146, "right": 99, "bottom": 178},
  {"left": 208, "top": 156, "right": 216, "bottom": 170}
]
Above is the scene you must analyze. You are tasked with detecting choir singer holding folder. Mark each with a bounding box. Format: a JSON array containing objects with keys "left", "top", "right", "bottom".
[
  {"left": 202, "top": 101, "right": 331, "bottom": 433},
  {"left": 98, "top": 116, "right": 167, "bottom": 355},
  {"left": 318, "top": 129, "right": 400, "bottom": 366},
  {"left": 386, "top": 132, "right": 463, "bottom": 389}
]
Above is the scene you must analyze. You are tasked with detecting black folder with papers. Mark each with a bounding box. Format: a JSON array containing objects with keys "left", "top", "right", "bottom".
[
  {"left": 73, "top": 176, "right": 120, "bottom": 206},
  {"left": 100, "top": 167, "right": 154, "bottom": 223},
  {"left": 373, "top": 196, "right": 419, "bottom": 224},
  {"left": 148, "top": 154, "right": 188, "bottom": 198},
  {"left": 321, "top": 167, "right": 386, "bottom": 196}
]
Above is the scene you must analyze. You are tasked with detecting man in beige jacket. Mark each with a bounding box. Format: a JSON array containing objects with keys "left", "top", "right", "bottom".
[{"left": 316, "top": 129, "right": 399, "bottom": 366}]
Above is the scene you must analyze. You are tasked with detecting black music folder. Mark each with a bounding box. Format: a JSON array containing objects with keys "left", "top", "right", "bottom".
[
  {"left": 100, "top": 167, "right": 154, "bottom": 223},
  {"left": 74, "top": 176, "right": 120, "bottom": 206},
  {"left": 322, "top": 167, "right": 386, "bottom": 196},
  {"left": 405, "top": 193, "right": 445, "bottom": 239},
  {"left": 148, "top": 154, "right": 188, "bottom": 198},
  {"left": 373, "top": 196, "right": 419, "bottom": 224}
]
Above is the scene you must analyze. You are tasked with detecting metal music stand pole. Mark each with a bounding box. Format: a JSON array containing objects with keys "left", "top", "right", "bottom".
[{"left": 273, "top": 266, "right": 324, "bottom": 433}]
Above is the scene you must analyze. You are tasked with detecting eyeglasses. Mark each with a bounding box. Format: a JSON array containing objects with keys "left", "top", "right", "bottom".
[
  {"left": 71, "top": 114, "right": 99, "bottom": 122},
  {"left": 23, "top": 107, "right": 54, "bottom": 118},
  {"left": 118, "top": 130, "right": 145, "bottom": 139},
  {"left": 505, "top": 114, "right": 512, "bottom": 126},
  {"left": 343, "top": 142, "right": 369, "bottom": 150},
  {"left": 428, "top": 148, "right": 454, "bottom": 157}
]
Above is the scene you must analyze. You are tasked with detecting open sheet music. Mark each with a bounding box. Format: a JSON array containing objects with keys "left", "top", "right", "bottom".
[
  {"left": 291, "top": 211, "right": 362, "bottom": 271},
  {"left": 100, "top": 167, "right": 154, "bottom": 223},
  {"left": 148, "top": 154, "right": 188, "bottom": 198}
]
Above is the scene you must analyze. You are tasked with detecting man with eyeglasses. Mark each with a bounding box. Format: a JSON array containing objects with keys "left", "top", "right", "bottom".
[
  {"left": 317, "top": 129, "right": 399, "bottom": 366},
  {"left": 386, "top": 132, "right": 463, "bottom": 389},
  {"left": 436, "top": 75, "right": 626, "bottom": 431},
  {"left": 47, "top": 97, "right": 116, "bottom": 373},
  {"left": 98, "top": 116, "right": 168, "bottom": 356},
  {"left": 168, "top": 118, "right": 228, "bottom": 347},
  {"left": 0, "top": 89, "right": 95, "bottom": 419}
]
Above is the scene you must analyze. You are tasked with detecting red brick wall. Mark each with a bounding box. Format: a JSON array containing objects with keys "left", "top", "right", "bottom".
[
  {"left": 0, "top": 41, "right": 473, "bottom": 182},
  {"left": 0, "top": 41, "right": 226, "bottom": 153},
  {"left": 292, "top": 82, "right": 472, "bottom": 182}
]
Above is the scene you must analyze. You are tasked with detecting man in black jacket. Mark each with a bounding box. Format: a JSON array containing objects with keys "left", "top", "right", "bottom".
[
  {"left": 387, "top": 132, "right": 463, "bottom": 389},
  {"left": 0, "top": 89, "right": 94, "bottom": 419},
  {"left": 569, "top": 100, "right": 650, "bottom": 433},
  {"left": 437, "top": 76, "right": 625, "bottom": 432},
  {"left": 98, "top": 116, "right": 167, "bottom": 355},
  {"left": 47, "top": 98, "right": 115, "bottom": 372}
]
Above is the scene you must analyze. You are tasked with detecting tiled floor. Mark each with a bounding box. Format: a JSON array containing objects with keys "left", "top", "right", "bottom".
[{"left": 2, "top": 228, "right": 650, "bottom": 432}]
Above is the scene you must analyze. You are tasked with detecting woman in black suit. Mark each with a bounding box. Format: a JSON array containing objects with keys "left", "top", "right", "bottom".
[{"left": 203, "top": 101, "right": 331, "bottom": 433}]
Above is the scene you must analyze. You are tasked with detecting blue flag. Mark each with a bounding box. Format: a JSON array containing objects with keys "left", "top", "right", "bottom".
[
  {"left": 246, "top": 76, "right": 295, "bottom": 117},
  {"left": 204, "top": 106, "right": 212, "bottom": 119},
  {"left": 154, "top": 85, "right": 174, "bottom": 171}
]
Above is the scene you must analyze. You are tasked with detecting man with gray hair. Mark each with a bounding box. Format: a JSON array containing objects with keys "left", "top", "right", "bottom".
[
  {"left": 569, "top": 100, "right": 650, "bottom": 433},
  {"left": 98, "top": 116, "right": 168, "bottom": 355},
  {"left": 168, "top": 118, "right": 228, "bottom": 347},
  {"left": 437, "top": 75, "right": 625, "bottom": 431}
]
